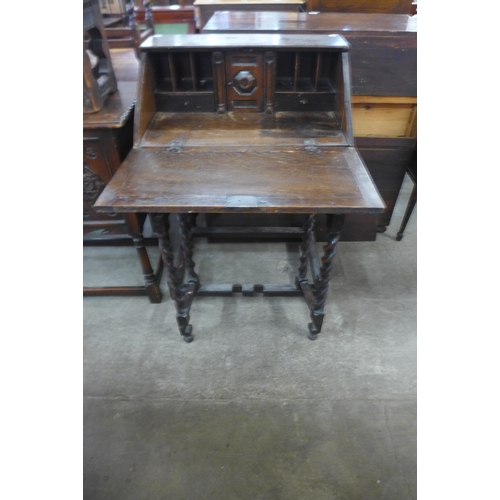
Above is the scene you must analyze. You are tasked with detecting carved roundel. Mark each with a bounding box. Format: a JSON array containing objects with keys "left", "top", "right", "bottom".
[{"left": 233, "top": 70, "right": 257, "bottom": 95}]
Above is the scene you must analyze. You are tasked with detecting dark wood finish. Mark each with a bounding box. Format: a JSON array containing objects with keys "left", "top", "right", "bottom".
[
  {"left": 205, "top": 10, "right": 416, "bottom": 32},
  {"left": 109, "top": 48, "right": 140, "bottom": 81},
  {"left": 95, "top": 148, "right": 385, "bottom": 214},
  {"left": 150, "top": 213, "right": 196, "bottom": 342},
  {"left": 354, "top": 136, "right": 415, "bottom": 229},
  {"left": 84, "top": 0, "right": 118, "bottom": 113},
  {"left": 134, "top": 5, "right": 196, "bottom": 33},
  {"left": 104, "top": 1, "right": 154, "bottom": 57},
  {"left": 203, "top": 12, "right": 417, "bottom": 97},
  {"left": 306, "top": 0, "right": 412, "bottom": 14},
  {"left": 396, "top": 146, "right": 417, "bottom": 241},
  {"left": 94, "top": 34, "right": 384, "bottom": 340},
  {"left": 138, "top": 112, "right": 349, "bottom": 147},
  {"left": 83, "top": 81, "right": 163, "bottom": 302},
  {"left": 193, "top": 0, "right": 305, "bottom": 29},
  {"left": 202, "top": 12, "right": 417, "bottom": 236}
]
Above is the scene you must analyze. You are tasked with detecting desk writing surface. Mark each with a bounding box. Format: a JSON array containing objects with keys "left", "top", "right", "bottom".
[
  {"left": 94, "top": 147, "right": 385, "bottom": 214},
  {"left": 139, "top": 112, "right": 348, "bottom": 148}
]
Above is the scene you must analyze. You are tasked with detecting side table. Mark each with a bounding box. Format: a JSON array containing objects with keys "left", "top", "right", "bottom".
[{"left": 83, "top": 81, "right": 163, "bottom": 302}]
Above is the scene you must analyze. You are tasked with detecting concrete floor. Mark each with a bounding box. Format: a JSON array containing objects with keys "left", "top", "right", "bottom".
[{"left": 83, "top": 175, "right": 417, "bottom": 500}]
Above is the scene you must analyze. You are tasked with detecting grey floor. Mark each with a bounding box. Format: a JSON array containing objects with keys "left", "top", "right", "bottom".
[{"left": 83, "top": 175, "right": 417, "bottom": 500}]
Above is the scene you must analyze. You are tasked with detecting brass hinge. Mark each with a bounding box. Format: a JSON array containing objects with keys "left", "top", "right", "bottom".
[
  {"left": 304, "top": 139, "right": 319, "bottom": 153},
  {"left": 167, "top": 139, "right": 183, "bottom": 152}
]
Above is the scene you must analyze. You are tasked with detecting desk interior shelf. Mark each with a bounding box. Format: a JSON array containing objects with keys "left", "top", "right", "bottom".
[
  {"left": 275, "top": 51, "right": 338, "bottom": 93},
  {"left": 134, "top": 34, "right": 353, "bottom": 146},
  {"left": 154, "top": 52, "right": 214, "bottom": 92}
]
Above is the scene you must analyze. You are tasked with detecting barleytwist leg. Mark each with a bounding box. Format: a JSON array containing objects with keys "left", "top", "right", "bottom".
[
  {"left": 296, "top": 214, "right": 315, "bottom": 288},
  {"left": 150, "top": 213, "right": 194, "bottom": 342},
  {"left": 177, "top": 214, "right": 200, "bottom": 290},
  {"left": 307, "top": 214, "right": 345, "bottom": 340}
]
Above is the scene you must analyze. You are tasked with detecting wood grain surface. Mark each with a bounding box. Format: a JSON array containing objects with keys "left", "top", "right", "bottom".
[{"left": 94, "top": 147, "right": 385, "bottom": 214}]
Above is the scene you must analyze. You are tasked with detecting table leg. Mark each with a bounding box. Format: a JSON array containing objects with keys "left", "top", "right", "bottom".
[
  {"left": 124, "top": 213, "right": 162, "bottom": 303},
  {"left": 296, "top": 214, "right": 315, "bottom": 285},
  {"left": 177, "top": 214, "right": 200, "bottom": 290},
  {"left": 396, "top": 182, "right": 417, "bottom": 241},
  {"left": 297, "top": 214, "right": 344, "bottom": 340},
  {"left": 150, "top": 213, "right": 195, "bottom": 343}
]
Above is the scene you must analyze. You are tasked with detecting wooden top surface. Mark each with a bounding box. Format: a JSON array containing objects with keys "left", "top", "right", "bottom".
[
  {"left": 140, "top": 33, "right": 349, "bottom": 51},
  {"left": 140, "top": 112, "right": 347, "bottom": 148},
  {"left": 83, "top": 81, "right": 137, "bottom": 129},
  {"left": 194, "top": 0, "right": 304, "bottom": 5},
  {"left": 109, "top": 48, "right": 139, "bottom": 82},
  {"left": 203, "top": 11, "right": 417, "bottom": 34},
  {"left": 94, "top": 147, "right": 385, "bottom": 214}
]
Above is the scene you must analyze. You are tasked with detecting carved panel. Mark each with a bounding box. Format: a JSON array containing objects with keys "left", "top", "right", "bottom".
[
  {"left": 83, "top": 162, "right": 106, "bottom": 206},
  {"left": 233, "top": 70, "right": 257, "bottom": 95},
  {"left": 225, "top": 52, "right": 264, "bottom": 111}
]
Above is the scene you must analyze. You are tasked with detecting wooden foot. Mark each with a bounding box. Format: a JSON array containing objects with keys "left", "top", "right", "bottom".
[{"left": 150, "top": 213, "right": 199, "bottom": 342}]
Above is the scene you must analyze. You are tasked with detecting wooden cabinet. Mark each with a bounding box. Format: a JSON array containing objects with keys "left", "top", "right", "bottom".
[
  {"left": 83, "top": 82, "right": 163, "bottom": 302},
  {"left": 202, "top": 12, "right": 417, "bottom": 239},
  {"left": 83, "top": 82, "right": 135, "bottom": 232}
]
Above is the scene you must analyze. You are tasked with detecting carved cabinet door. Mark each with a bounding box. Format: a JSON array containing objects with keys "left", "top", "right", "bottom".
[{"left": 225, "top": 51, "right": 264, "bottom": 112}]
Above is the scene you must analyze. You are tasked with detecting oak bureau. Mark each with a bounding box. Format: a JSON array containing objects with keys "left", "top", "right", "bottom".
[{"left": 95, "top": 34, "right": 385, "bottom": 342}]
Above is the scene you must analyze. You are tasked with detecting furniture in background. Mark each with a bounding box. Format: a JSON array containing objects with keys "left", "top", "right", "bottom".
[
  {"left": 100, "top": 0, "right": 128, "bottom": 16},
  {"left": 84, "top": 0, "right": 118, "bottom": 113},
  {"left": 396, "top": 147, "right": 417, "bottom": 241},
  {"left": 134, "top": 4, "right": 196, "bottom": 32},
  {"left": 109, "top": 47, "right": 140, "bottom": 81},
  {"left": 202, "top": 11, "right": 417, "bottom": 240},
  {"left": 306, "top": 0, "right": 413, "bottom": 14},
  {"left": 193, "top": 0, "right": 305, "bottom": 30},
  {"left": 94, "top": 34, "right": 385, "bottom": 341},
  {"left": 103, "top": 1, "right": 154, "bottom": 57},
  {"left": 83, "top": 81, "right": 163, "bottom": 302}
]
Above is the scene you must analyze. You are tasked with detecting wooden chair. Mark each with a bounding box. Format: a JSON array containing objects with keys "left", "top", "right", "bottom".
[
  {"left": 104, "top": 0, "right": 154, "bottom": 57},
  {"left": 396, "top": 147, "right": 417, "bottom": 241},
  {"left": 134, "top": 4, "right": 196, "bottom": 33}
]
